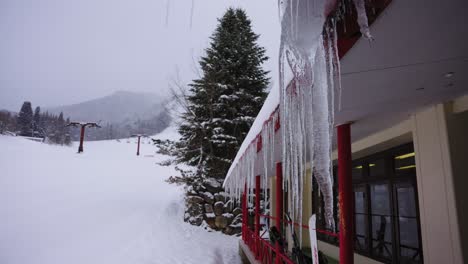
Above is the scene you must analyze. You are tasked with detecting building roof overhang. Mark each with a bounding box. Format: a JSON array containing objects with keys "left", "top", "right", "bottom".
[{"left": 224, "top": 0, "right": 468, "bottom": 186}]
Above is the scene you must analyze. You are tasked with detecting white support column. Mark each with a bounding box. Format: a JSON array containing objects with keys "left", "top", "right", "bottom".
[{"left": 412, "top": 104, "right": 463, "bottom": 264}]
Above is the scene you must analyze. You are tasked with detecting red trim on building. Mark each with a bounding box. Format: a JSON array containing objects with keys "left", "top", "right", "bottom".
[{"left": 256, "top": 135, "right": 263, "bottom": 153}]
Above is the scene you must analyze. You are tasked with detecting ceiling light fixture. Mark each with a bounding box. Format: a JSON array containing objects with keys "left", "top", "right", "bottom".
[{"left": 444, "top": 72, "right": 455, "bottom": 78}]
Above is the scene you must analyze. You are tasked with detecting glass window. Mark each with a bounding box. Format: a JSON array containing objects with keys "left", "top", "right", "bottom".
[
  {"left": 369, "top": 159, "right": 386, "bottom": 177},
  {"left": 396, "top": 183, "right": 422, "bottom": 263},
  {"left": 354, "top": 187, "right": 368, "bottom": 252},
  {"left": 370, "top": 183, "right": 393, "bottom": 259},
  {"left": 372, "top": 215, "right": 393, "bottom": 258},
  {"left": 352, "top": 163, "right": 365, "bottom": 179},
  {"left": 370, "top": 184, "right": 390, "bottom": 215},
  {"left": 397, "top": 186, "right": 417, "bottom": 218},
  {"left": 319, "top": 144, "right": 422, "bottom": 263}
]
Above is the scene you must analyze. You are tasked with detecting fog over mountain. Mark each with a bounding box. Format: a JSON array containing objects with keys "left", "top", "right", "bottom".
[
  {"left": 47, "top": 90, "right": 171, "bottom": 140},
  {"left": 47, "top": 90, "right": 165, "bottom": 124}
]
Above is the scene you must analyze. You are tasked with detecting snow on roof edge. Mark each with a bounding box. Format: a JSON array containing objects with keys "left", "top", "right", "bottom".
[{"left": 223, "top": 85, "right": 280, "bottom": 186}]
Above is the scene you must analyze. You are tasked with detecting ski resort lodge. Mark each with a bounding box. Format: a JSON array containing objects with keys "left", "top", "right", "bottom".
[{"left": 223, "top": 0, "right": 467, "bottom": 263}]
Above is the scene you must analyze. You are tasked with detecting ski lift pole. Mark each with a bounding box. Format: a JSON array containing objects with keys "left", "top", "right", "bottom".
[
  {"left": 66, "top": 122, "right": 101, "bottom": 153},
  {"left": 137, "top": 136, "right": 141, "bottom": 156},
  {"left": 131, "top": 134, "right": 148, "bottom": 156},
  {"left": 78, "top": 126, "right": 86, "bottom": 152}
]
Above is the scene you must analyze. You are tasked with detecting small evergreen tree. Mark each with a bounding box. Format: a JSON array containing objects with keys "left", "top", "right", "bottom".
[{"left": 18, "top": 101, "right": 34, "bottom": 136}]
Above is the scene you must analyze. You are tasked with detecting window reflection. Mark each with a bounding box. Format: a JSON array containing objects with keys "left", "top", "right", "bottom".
[
  {"left": 370, "top": 184, "right": 390, "bottom": 215},
  {"left": 396, "top": 184, "right": 421, "bottom": 262},
  {"left": 321, "top": 144, "right": 422, "bottom": 263},
  {"left": 397, "top": 187, "right": 416, "bottom": 218}
]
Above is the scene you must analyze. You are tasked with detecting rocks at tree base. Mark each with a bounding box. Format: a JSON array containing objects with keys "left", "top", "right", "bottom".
[
  {"left": 223, "top": 224, "right": 242, "bottom": 236},
  {"left": 187, "top": 203, "right": 203, "bottom": 215},
  {"left": 205, "top": 213, "right": 216, "bottom": 229},
  {"left": 214, "top": 201, "right": 225, "bottom": 216},
  {"left": 183, "top": 189, "right": 242, "bottom": 235},
  {"left": 204, "top": 178, "right": 223, "bottom": 193},
  {"left": 188, "top": 215, "right": 203, "bottom": 226},
  {"left": 214, "top": 192, "right": 228, "bottom": 203},
  {"left": 231, "top": 214, "right": 242, "bottom": 226},
  {"left": 200, "top": 192, "right": 214, "bottom": 204},
  {"left": 186, "top": 195, "right": 204, "bottom": 204},
  {"left": 232, "top": 207, "right": 242, "bottom": 216},
  {"left": 222, "top": 213, "right": 234, "bottom": 224},
  {"left": 215, "top": 215, "right": 229, "bottom": 229},
  {"left": 223, "top": 200, "right": 233, "bottom": 213},
  {"left": 204, "top": 204, "right": 214, "bottom": 214}
]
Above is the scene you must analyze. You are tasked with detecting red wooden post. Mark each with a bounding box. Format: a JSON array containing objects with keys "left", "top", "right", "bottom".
[
  {"left": 338, "top": 123, "right": 354, "bottom": 264},
  {"left": 242, "top": 183, "right": 247, "bottom": 242},
  {"left": 275, "top": 162, "right": 283, "bottom": 264},
  {"left": 255, "top": 175, "right": 261, "bottom": 260},
  {"left": 78, "top": 125, "right": 85, "bottom": 153},
  {"left": 137, "top": 136, "right": 141, "bottom": 156}
]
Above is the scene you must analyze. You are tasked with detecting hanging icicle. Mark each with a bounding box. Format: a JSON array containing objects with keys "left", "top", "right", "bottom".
[
  {"left": 352, "top": 0, "right": 373, "bottom": 39},
  {"left": 224, "top": 0, "right": 373, "bottom": 242},
  {"left": 278, "top": 0, "right": 338, "bottom": 238}
]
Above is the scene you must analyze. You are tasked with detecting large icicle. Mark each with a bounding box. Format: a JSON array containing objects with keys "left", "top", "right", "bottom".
[
  {"left": 279, "top": 0, "right": 337, "bottom": 234},
  {"left": 224, "top": 0, "right": 373, "bottom": 239}
]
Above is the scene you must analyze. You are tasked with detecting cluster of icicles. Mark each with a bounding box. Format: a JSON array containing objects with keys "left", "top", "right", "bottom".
[
  {"left": 224, "top": 0, "right": 372, "bottom": 244},
  {"left": 224, "top": 109, "right": 280, "bottom": 211}
]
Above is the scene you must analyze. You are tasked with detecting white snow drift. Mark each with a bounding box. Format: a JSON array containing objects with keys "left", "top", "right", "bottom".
[{"left": 0, "top": 130, "right": 240, "bottom": 264}]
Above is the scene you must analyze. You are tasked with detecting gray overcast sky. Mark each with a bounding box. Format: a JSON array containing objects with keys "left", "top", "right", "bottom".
[{"left": 0, "top": 0, "right": 280, "bottom": 111}]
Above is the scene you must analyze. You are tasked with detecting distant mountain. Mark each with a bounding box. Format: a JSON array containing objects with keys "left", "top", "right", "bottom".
[
  {"left": 46, "top": 91, "right": 171, "bottom": 140},
  {"left": 47, "top": 91, "right": 165, "bottom": 124}
]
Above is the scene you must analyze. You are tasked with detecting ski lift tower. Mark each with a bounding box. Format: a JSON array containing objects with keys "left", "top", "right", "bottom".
[
  {"left": 66, "top": 122, "right": 101, "bottom": 153},
  {"left": 131, "top": 134, "right": 148, "bottom": 156}
]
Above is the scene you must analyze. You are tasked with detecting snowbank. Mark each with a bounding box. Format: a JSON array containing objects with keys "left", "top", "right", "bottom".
[{"left": 0, "top": 134, "right": 240, "bottom": 264}]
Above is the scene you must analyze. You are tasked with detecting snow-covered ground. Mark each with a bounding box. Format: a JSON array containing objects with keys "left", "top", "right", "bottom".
[{"left": 0, "top": 128, "right": 241, "bottom": 264}]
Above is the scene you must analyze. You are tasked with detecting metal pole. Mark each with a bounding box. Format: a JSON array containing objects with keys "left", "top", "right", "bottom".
[
  {"left": 137, "top": 136, "right": 141, "bottom": 156},
  {"left": 255, "top": 175, "right": 261, "bottom": 260},
  {"left": 78, "top": 125, "right": 85, "bottom": 153},
  {"left": 338, "top": 123, "right": 354, "bottom": 264},
  {"left": 275, "top": 162, "right": 283, "bottom": 264}
]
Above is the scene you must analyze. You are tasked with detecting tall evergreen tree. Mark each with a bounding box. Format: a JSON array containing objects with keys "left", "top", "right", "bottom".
[
  {"left": 18, "top": 101, "right": 33, "bottom": 136},
  {"left": 178, "top": 8, "right": 269, "bottom": 179}
]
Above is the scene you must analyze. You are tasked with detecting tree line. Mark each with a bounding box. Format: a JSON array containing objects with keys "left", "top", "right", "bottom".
[{"left": 0, "top": 101, "right": 71, "bottom": 145}]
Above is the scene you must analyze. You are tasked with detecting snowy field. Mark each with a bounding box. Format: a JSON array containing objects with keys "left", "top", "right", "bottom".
[{"left": 0, "top": 128, "right": 241, "bottom": 264}]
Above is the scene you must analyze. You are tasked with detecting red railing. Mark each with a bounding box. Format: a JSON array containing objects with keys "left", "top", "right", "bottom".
[
  {"left": 244, "top": 227, "right": 295, "bottom": 264},
  {"left": 259, "top": 214, "right": 339, "bottom": 238},
  {"left": 240, "top": 162, "right": 339, "bottom": 264}
]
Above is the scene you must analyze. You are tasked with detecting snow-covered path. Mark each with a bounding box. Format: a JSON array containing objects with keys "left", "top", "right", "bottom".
[{"left": 0, "top": 132, "right": 240, "bottom": 264}]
